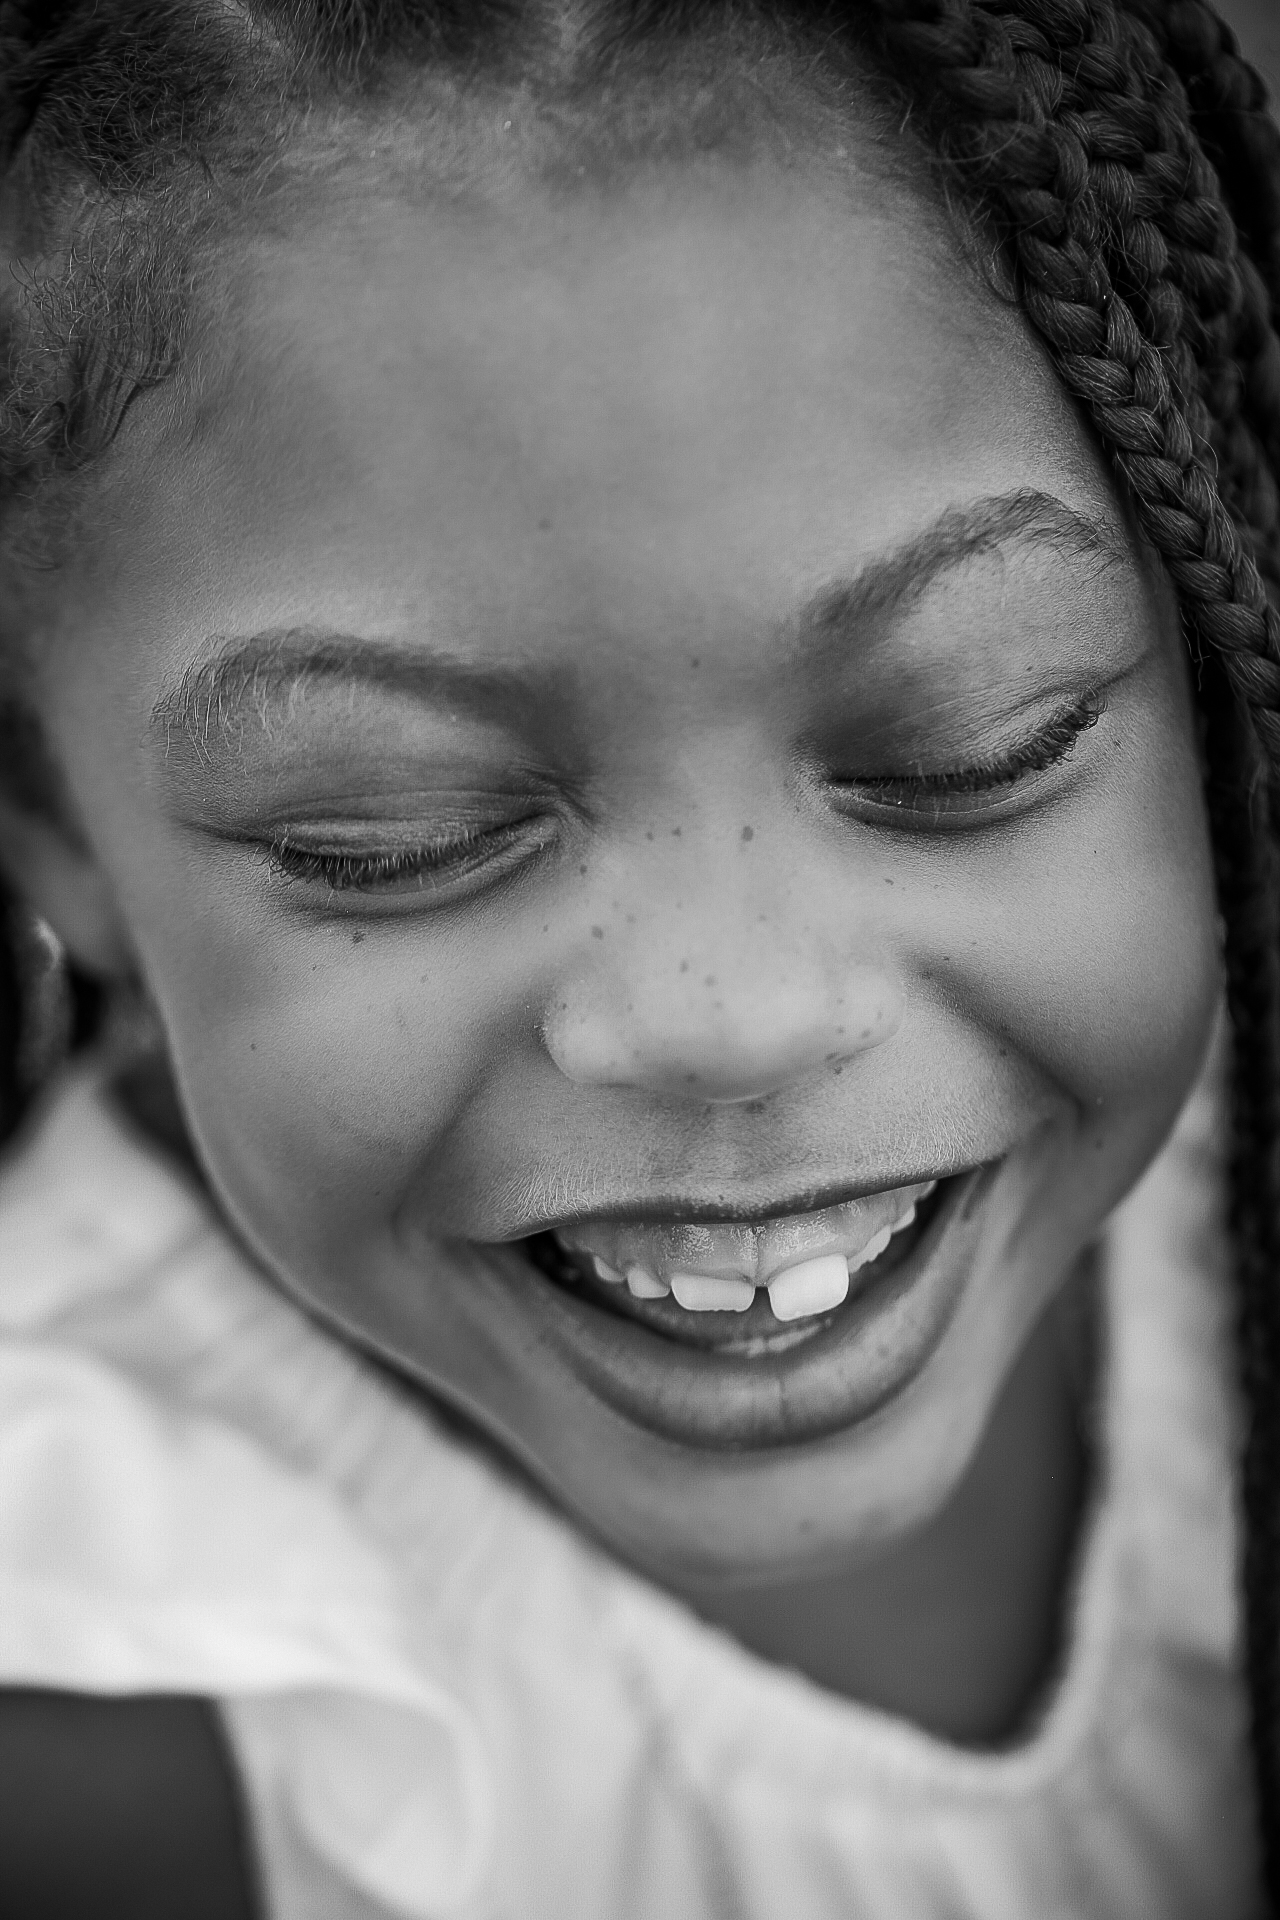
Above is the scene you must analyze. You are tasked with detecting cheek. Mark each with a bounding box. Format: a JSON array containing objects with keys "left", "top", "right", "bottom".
[
  {"left": 145, "top": 902, "right": 527, "bottom": 1261},
  {"left": 935, "top": 673, "right": 1220, "bottom": 1135}
]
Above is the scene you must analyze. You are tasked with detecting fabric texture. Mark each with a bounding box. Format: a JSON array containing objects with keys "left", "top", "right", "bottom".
[{"left": 0, "top": 1061, "right": 1259, "bottom": 1918}]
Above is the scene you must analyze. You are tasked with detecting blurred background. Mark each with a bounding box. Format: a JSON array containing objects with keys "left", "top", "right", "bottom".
[{"left": 1219, "top": 0, "right": 1279, "bottom": 99}]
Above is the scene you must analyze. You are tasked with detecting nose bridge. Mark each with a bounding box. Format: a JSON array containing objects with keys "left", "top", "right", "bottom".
[{"left": 542, "top": 824, "right": 904, "bottom": 1103}]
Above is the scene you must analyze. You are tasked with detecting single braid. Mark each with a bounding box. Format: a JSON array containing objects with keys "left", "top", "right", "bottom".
[{"left": 863, "top": 0, "right": 1280, "bottom": 1886}]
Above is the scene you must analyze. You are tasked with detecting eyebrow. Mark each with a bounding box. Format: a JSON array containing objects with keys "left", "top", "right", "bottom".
[
  {"left": 796, "top": 488, "right": 1126, "bottom": 642},
  {"left": 151, "top": 487, "right": 1127, "bottom": 754},
  {"left": 152, "top": 640, "right": 571, "bottom": 759}
]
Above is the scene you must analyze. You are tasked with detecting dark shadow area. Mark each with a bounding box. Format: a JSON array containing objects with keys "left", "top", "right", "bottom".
[{"left": 0, "top": 1689, "right": 260, "bottom": 1920}]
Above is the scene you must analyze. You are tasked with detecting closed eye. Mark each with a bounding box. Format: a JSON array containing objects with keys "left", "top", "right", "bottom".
[
  {"left": 830, "top": 689, "right": 1105, "bottom": 823},
  {"left": 263, "top": 813, "right": 557, "bottom": 900}
]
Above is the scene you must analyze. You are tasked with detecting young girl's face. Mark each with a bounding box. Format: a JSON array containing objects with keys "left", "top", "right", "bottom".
[{"left": 18, "top": 147, "right": 1220, "bottom": 1584}]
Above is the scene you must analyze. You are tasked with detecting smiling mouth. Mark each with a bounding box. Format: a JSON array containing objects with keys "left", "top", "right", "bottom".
[
  {"left": 506, "top": 1164, "right": 994, "bottom": 1445},
  {"left": 524, "top": 1176, "right": 942, "bottom": 1354}
]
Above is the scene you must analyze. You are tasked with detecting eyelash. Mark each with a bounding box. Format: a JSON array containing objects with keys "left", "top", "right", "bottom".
[
  {"left": 841, "top": 689, "right": 1105, "bottom": 810},
  {"left": 261, "top": 691, "right": 1105, "bottom": 900},
  {"left": 266, "top": 820, "right": 539, "bottom": 894}
]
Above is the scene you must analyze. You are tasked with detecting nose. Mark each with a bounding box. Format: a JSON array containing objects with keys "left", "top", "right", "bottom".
[{"left": 542, "top": 891, "right": 903, "bottom": 1106}]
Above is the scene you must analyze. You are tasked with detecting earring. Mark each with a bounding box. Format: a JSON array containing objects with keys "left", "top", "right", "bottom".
[{"left": 8, "top": 905, "right": 73, "bottom": 1092}]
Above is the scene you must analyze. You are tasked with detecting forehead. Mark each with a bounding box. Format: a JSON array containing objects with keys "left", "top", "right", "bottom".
[{"left": 100, "top": 155, "right": 1127, "bottom": 692}]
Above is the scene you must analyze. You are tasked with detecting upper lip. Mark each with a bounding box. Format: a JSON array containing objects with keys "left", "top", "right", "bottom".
[{"left": 510, "top": 1164, "right": 972, "bottom": 1238}]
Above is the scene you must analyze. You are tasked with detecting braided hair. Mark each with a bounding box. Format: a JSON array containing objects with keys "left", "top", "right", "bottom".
[
  {"left": 862, "top": 6, "right": 1280, "bottom": 1892},
  {"left": 1, "top": 0, "right": 1279, "bottom": 1895}
]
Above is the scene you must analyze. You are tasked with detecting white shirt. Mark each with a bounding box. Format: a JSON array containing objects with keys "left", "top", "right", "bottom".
[{"left": 0, "top": 1063, "right": 1259, "bottom": 1918}]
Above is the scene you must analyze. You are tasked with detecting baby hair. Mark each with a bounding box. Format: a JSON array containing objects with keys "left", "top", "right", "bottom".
[{"left": 2, "top": 0, "right": 1280, "bottom": 1896}]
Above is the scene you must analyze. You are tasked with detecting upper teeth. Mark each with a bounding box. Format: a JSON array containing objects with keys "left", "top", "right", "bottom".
[
  {"left": 624, "top": 1262, "right": 669, "bottom": 1299},
  {"left": 670, "top": 1271, "right": 754, "bottom": 1312},
  {"left": 848, "top": 1222, "right": 894, "bottom": 1272},
  {"left": 767, "top": 1252, "right": 850, "bottom": 1322},
  {"left": 561, "top": 1181, "right": 936, "bottom": 1322}
]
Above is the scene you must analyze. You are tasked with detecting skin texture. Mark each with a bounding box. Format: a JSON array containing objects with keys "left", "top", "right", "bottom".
[{"left": 2, "top": 150, "right": 1222, "bottom": 1737}]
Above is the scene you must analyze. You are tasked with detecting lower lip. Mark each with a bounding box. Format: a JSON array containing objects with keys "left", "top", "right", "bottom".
[{"left": 503, "top": 1167, "right": 996, "bottom": 1449}]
